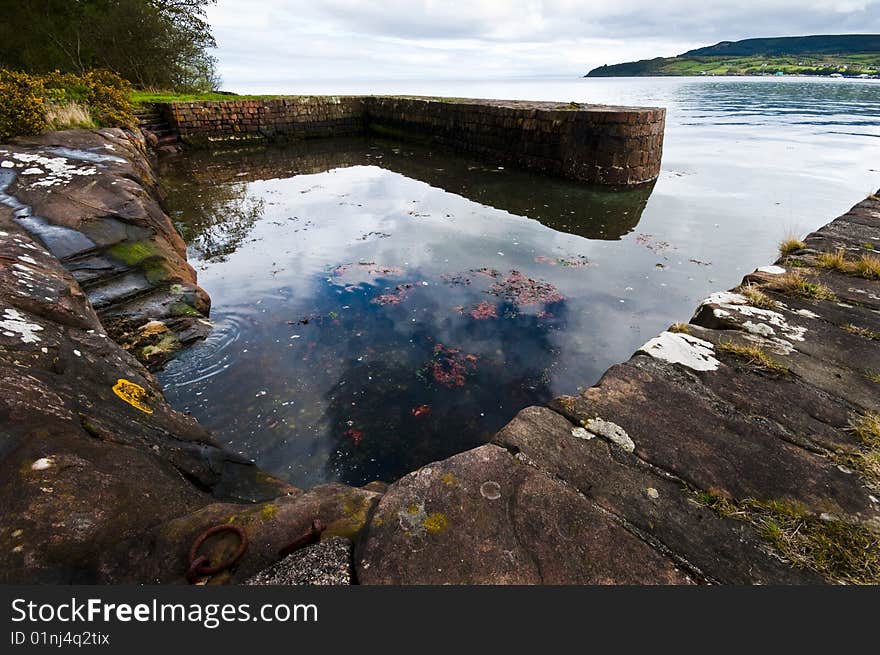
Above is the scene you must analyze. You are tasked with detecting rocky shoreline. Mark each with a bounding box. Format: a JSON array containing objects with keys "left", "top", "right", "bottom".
[{"left": 1, "top": 127, "right": 877, "bottom": 584}]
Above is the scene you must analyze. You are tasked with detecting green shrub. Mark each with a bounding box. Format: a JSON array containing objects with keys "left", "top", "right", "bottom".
[{"left": 0, "top": 69, "right": 135, "bottom": 142}]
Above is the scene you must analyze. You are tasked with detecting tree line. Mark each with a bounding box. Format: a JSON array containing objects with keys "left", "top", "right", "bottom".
[{"left": 0, "top": 0, "right": 220, "bottom": 92}]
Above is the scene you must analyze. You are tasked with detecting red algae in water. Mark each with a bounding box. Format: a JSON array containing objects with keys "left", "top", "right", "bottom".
[
  {"left": 469, "top": 301, "right": 498, "bottom": 320},
  {"left": 423, "top": 344, "right": 479, "bottom": 388},
  {"left": 488, "top": 270, "right": 564, "bottom": 306}
]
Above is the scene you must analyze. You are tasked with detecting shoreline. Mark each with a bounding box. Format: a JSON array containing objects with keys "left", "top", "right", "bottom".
[{"left": 1, "top": 126, "right": 878, "bottom": 584}]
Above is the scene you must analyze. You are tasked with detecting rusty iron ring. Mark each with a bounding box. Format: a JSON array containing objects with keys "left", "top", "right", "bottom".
[{"left": 187, "top": 524, "right": 248, "bottom": 582}]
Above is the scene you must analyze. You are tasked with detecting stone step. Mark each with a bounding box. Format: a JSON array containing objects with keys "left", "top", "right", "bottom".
[{"left": 86, "top": 270, "right": 155, "bottom": 310}]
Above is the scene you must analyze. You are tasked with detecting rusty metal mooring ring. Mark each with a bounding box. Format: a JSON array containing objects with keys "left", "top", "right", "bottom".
[{"left": 187, "top": 524, "right": 248, "bottom": 583}]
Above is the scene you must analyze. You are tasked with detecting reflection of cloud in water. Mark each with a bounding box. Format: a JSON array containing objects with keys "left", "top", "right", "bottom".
[{"left": 157, "top": 139, "right": 665, "bottom": 488}]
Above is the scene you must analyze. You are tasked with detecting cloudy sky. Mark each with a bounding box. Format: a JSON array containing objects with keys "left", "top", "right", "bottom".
[{"left": 206, "top": 0, "right": 880, "bottom": 89}]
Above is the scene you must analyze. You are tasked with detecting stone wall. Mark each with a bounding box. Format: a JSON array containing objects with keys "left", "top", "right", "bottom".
[
  {"left": 364, "top": 97, "right": 665, "bottom": 187},
  {"left": 163, "top": 96, "right": 365, "bottom": 146},
  {"left": 158, "top": 96, "right": 665, "bottom": 187}
]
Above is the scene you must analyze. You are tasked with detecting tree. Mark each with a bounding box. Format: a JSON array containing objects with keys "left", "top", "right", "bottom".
[{"left": 0, "top": 0, "right": 220, "bottom": 91}]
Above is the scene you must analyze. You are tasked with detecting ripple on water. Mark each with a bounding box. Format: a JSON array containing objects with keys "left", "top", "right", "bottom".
[{"left": 160, "top": 311, "right": 253, "bottom": 389}]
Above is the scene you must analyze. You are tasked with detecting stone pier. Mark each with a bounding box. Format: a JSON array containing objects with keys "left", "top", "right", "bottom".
[{"left": 158, "top": 96, "right": 665, "bottom": 187}]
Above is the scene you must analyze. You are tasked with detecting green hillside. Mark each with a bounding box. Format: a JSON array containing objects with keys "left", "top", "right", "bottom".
[{"left": 587, "top": 34, "right": 880, "bottom": 77}]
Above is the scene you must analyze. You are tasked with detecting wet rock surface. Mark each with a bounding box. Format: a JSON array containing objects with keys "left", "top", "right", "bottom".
[
  {"left": 1, "top": 128, "right": 210, "bottom": 369},
  {"left": 0, "top": 151, "right": 292, "bottom": 582},
  {"left": 356, "top": 444, "right": 692, "bottom": 584}
]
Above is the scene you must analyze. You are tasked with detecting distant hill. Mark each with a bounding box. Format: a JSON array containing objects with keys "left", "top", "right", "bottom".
[
  {"left": 682, "top": 34, "right": 880, "bottom": 57},
  {"left": 587, "top": 34, "right": 880, "bottom": 77}
]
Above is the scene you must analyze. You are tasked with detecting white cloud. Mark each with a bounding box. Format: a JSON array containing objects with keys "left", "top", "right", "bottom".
[{"left": 206, "top": 0, "right": 880, "bottom": 90}]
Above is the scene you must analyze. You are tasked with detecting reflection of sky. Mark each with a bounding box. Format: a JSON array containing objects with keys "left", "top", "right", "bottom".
[{"left": 160, "top": 77, "right": 880, "bottom": 488}]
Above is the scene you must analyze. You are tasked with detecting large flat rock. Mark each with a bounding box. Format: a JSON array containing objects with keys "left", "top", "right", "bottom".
[{"left": 356, "top": 444, "right": 691, "bottom": 584}]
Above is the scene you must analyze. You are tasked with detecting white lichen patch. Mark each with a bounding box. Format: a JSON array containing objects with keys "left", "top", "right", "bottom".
[
  {"left": 583, "top": 417, "right": 635, "bottom": 453},
  {"left": 794, "top": 308, "right": 820, "bottom": 319},
  {"left": 0, "top": 308, "right": 43, "bottom": 343},
  {"left": 639, "top": 331, "right": 720, "bottom": 371},
  {"left": 702, "top": 291, "right": 749, "bottom": 306},
  {"left": 757, "top": 265, "right": 786, "bottom": 275},
  {"left": 31, "top": 457, "right": 54, "bottom": 471},
  {"left": 646, "top": 487, "right": 660, "bottom": 500},
  {"left": 7, "top": 151, "right": 98, "bottom": 189},
  {"left": 742, "top": 320, "right": 776, "bottom": 338},
  {"left": 571, "top": 426, "right": 594, "bottom": 441},
  {"left": 702, "top": 294, "right": 807, "bottom": 343},
  {"left": 17, "top": 255, "right": 37, "bottom": 265}
]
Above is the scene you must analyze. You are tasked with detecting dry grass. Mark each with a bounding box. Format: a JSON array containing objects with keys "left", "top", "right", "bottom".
[
  {"left": 843, "top": 324, "right": 880, "bottom": 341},
  {"left": 816, "top": 248, "right": 880, "bottom": 280},
  {"left": 850, "top": 412, "right": 880, "bottom": 449},
  {"left": 865, "top": 371, "right": 880, "bottom": 384},
  {"left": 854, "top": 254, "right": 880, "bottom": 279},
  {"left": 779, "top": 236, "right": 806, "bottom": 257},
  {"left": 739, "top": 283, "right": 779, "bottom": 309},
  {"left": 695, "top": 490, "right": 880, "bottom": 584},
  {"left": 717, "top": 341, "right": 789, "bottom": 375},
  {"left": 45, "top": 101, "right": 96, "bottom": 130},
  {"left": 834, "top": 411, "right": 880, "bottom": 496},
  {"left": 767, "top": 271, "right": 836, "bottom": 302},
  {"left": 669, "top": 322, "right": 690, "bottom": 334},
  {"left": 816, "top": 248, "right": 850, "bottom": 273}
]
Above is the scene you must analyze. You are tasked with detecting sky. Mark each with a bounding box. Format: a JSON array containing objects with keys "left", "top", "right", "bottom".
[{"left": 206, "top": 0, "right": 880, "bottom": 89}]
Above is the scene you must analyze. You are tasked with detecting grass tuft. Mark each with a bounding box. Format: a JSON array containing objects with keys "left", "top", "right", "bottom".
[
  {"left": 717, "top": 341, "right": 789, "bottom": 375},
  {"left": 842, "top": 324, "right": 880, "bottom": 341},
  {"left": 816, "top": 248, "right": 850, "bottom": 273},
  {"left": 850, "top": 412, "right": 880, "bottom": 449},
  {"left": 669, "top": 322, "right": 690, "bottom": 334},
  {"left": 767, "top": 271, "right": 836, "bottom": 301},
  {"left": 853, "top": 254, "right": 880, "bottom": 279},
  {"left": 695, "top": 491, "right": 880, "bottom": 584},
  {"left": 739, "top": 283, "right": 779, "bottom": 309},
  {"left": 815, "top": 248, "right": 880, "bottom": 280},
  {"left": 45, "top": 101, "right": 96, "bottom": 130},
  {"left": 779, "top": 236, "right": 806, "bottom": 257}
]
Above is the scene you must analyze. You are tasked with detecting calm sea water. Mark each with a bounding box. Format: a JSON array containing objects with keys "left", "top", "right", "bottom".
[{"left": 158, "top": 77, "right": 880, "bottom": 488}]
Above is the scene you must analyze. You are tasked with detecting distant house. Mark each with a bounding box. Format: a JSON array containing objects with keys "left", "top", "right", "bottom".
[{"left": 774, "top": 71, "right": 785, "bottom": 76}]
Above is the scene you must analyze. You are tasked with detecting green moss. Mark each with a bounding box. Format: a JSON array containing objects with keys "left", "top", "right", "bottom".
[
  {"left": 109, "top": 240, "right": 158, "bottom": 266},
  {"left": 143, "top": 260, "right": 171, "bottom": 284},
  {"left": 141, "top": 333, "right": 180, "bottom": 360},
  {"left": 169, "top": 301, "right": 201, "bottom": 317},
  {"left": 260, "top": 504, "right": 279, "bottom": 521}
]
